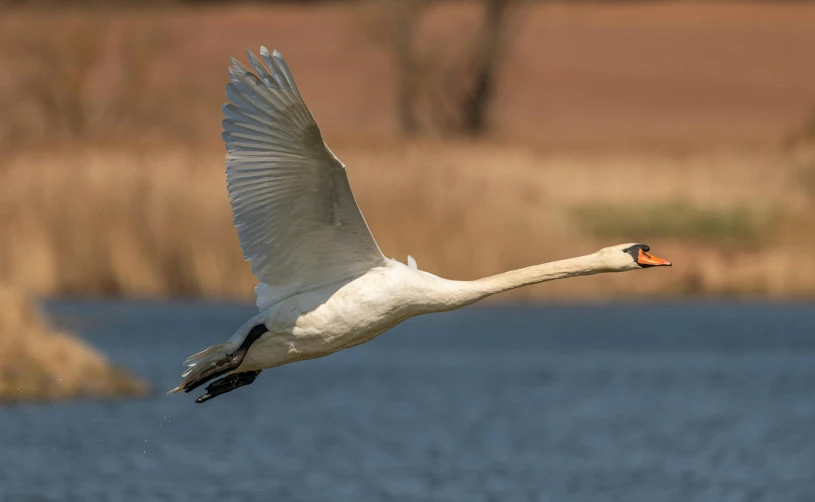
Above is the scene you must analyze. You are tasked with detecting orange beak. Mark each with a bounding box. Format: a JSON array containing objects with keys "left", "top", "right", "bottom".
[{"left": 638, "top": 249, "right": 672, "bottom": 267}]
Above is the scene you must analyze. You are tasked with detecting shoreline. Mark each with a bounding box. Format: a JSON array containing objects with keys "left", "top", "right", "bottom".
[{"left": 0, "top": 287, "right": 149, "bottom": 404}]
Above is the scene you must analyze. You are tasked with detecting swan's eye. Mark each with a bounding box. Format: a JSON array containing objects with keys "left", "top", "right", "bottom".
[{"left": 621, "top": 247, "right": 629, "bottom": 253}]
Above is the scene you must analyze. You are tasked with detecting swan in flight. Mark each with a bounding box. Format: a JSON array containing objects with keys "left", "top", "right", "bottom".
[{"left": 170, "top": 48, "right": 671, "bottom": 403}]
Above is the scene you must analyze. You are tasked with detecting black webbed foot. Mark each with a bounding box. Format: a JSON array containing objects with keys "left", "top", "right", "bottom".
[
  {"left": 182, "top": 324, "right": 268, "bottom": 393},
  {"left": 195, "top": 370, "right": 262, "bottom": 404}
]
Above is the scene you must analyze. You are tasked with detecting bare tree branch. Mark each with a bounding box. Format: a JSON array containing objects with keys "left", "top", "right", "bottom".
[{"left": 460, "top": 0, "right": 513, "bottom": 136}]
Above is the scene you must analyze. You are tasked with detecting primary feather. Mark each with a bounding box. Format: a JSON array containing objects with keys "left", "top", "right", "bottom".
[{"left": 223, "top": 47, "right": 386, "bottom": 309}]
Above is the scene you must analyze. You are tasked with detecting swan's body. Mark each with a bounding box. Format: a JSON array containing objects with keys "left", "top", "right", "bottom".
[{"left": 170, "top": 48, "right": 671, "bottom": 402}]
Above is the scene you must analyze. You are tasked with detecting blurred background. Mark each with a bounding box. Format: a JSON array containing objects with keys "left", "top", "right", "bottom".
[
  {"left": 2, "top": 0, "right": 815, "bottom": 300},
  {"left": 1, "top": 1, "right": 814, "bottom": 501}
]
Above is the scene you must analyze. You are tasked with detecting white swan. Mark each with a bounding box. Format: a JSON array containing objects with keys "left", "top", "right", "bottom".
[{"left": 170, "top": 48, "right": 671, "bottom": 403}]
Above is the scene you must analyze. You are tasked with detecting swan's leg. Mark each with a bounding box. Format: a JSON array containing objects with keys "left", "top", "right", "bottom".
[
  {"left": 195, "top": 370, "right": 262, "bottom": 404},
  {"left": 183, "top": 324, "right": 268, "bottom": 393}
]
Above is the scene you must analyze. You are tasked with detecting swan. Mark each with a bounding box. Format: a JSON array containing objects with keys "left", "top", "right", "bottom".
[{"left": 170, "top": 48, "right": 671, "bottom": 403}]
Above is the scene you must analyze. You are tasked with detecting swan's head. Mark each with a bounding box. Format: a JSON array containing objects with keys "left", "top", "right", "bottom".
[{"left": 596, "top": 243, "right": 672, "bottom": 271}]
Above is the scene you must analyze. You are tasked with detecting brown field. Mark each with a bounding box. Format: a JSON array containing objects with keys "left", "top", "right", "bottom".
[
  {"left": 1, "top": 1, "right": 815, "bottom": 301},
  {"left": 4, "top": 1, "right": 815, "bottom": 148}
]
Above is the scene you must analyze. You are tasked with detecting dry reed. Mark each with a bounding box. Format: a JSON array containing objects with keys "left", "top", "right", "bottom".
[
  {"left": 0, "top": 285, "right": 148, "bottom": 402},
  {"left": 1, "top": 141, "right": 813, "bottom": 301}
]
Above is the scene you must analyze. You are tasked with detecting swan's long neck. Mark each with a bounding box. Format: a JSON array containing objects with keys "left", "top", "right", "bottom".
[{"left": 430, "top": 253, "right": 610, "bottom": 310}]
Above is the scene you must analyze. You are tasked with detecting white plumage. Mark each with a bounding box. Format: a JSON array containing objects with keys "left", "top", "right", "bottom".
[
  {"left": 170, "top": 48, "right": 671, "bottom": 402},
  {"left": 223, "top": 48, "right": 386, "bottom": 310}
]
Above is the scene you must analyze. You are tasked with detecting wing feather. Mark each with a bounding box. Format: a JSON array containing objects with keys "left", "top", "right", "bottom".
[{"left": 222, "top": 48, "right": 386, "bottom": 307}]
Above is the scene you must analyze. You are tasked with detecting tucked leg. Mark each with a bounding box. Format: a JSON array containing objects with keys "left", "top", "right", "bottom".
[
  {"left": 195, "top": 370, "right": 262, "bottom": 404},
  {"left": 183, "top": 324, "right": 268, "bottom": 393}
]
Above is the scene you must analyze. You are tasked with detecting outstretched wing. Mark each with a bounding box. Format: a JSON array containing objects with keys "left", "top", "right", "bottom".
[{"left": 223, "top": 48, "right": 386, "bottom": 306}]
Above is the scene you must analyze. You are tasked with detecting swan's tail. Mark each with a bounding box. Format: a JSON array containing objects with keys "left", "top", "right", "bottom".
[
  {"left": 166, "top": 342, "right": 233, "bottom": 395},
  {"left": 168, "top": 315, "right": 267, "bottom": 395}
]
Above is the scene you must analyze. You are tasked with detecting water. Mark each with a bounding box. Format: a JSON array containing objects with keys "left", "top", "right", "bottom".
[{"left": 1, "top": 301, "right": 814, "bottom": 502}]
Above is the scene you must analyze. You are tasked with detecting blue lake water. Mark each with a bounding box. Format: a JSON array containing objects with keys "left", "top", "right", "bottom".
[{"left": 1, "top": 301, "right": 814, "bottom": 502}]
